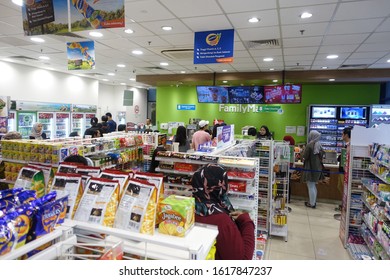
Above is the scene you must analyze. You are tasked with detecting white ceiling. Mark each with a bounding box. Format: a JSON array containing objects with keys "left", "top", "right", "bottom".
[{"left": 0, "top": 0, "right": 389, "bottom": 87}]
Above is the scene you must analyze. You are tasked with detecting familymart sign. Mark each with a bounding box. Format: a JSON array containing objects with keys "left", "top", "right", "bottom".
[{"left": 218, "top": 104, "right": 282, "bottom": 113}]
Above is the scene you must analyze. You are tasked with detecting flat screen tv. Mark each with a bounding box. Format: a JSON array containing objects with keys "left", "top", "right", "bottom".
[
  {"left": 311, "top": 106, "right": 337, "bottom": 119},
  {"left": 228, "top": 86, "right": 264, "bottom": 104},
  {"left": 339, "top": 106, "right": 367, "bottom": 120},
  {"left": 197, "top": 86, "right": 229, "bottom": 103},
  {"left": 264, "top": 84, "right": 302, "bottom": 104}
]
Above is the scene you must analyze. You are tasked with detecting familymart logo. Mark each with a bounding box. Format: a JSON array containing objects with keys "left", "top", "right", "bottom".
[{"left": 218, "top": 104, "right": 283, "bottom": 113}]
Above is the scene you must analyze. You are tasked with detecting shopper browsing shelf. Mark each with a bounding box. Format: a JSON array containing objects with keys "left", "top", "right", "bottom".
[
  {"left": 191, "top": 120, "right": 211, "bottom": 151},
  {"left": 105, "top": 112, "right": 117, "bottom": 132},
  {"left": 336, "top": 127, "right": 352, "bottom": 211},
  {"left": 173, "top": 125, "right": 190, "bottom": 152},
  {"left": 301, "top": 130, "right": 324, "bottom": 208},
  {"left": 192, "top": 164, "right": 255, "bottom": 260},
  {"left": 84, "top": 117, "right": 99, "bottom": 137},
  {"left": 256, "top": 125, "right": 272, "bottom": 140},
  {"left": 29, "top": 123, "right": 47, "bottom": 140}
]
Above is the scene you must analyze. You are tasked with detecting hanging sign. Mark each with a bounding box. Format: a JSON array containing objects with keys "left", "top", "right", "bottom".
[
  {"left": 67, "top": 41, "right": 95, "bottom": 70},
  {"left": 194, "top": 29, "right": 234, "bottom": 64}
]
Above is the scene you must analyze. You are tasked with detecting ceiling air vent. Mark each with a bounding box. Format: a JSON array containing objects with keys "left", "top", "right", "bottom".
[
  {"left": 245, "top": 39, "right": 279, "bottom": 49},
  {"left": 161, "top": 49, "right": 194, "bottom": 60},
  {"left": 339, "top": 64, "right": 368, "bottom": 69},
  {"left": 142, "top": 66, "right": 167, "bottom": 71}
]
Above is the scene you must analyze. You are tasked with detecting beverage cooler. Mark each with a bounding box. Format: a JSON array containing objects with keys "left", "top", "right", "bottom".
[
  {"left": 16, "top": 111, "right": 37, "bottom": 139},
  {"left": 369, "top": 104, "right": 390, "bottom": 127},
  {"left": 55, "top": 113, "right": 70, "bottom": 138},
  {"left": 85, "top": 113, "right": 96, "bottom": 130},
  {"left": 308, "top": 105, "right": 369, "bottom": 152},
  {"left": 71, "top": 113, "right": 84, "bottom": 136},
  {"left": 38, "top": 112, "right": 55, "bottom": 139}
]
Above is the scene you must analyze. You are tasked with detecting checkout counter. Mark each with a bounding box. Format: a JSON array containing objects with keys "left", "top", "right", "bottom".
[{"left": 290, "top": 150, "right": 343, "bottom": 202}]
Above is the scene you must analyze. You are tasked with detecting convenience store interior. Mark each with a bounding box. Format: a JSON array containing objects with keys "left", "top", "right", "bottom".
[{"left": 0, "top": 0, "right": 390, "bottom": 261}]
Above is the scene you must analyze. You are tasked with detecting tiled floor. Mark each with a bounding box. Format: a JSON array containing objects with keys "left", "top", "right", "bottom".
[{"left": 265, "top": 199, "right": 352, "bottom": 260}]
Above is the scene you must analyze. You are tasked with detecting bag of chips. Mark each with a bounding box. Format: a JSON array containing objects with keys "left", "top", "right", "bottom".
[
  {"left": 74, "top": 178, "right": 120, "bottom": 227},
  {"left": 14, "top": 166, "right": 45, "bottom": 198},
  {"left": 49, "top": 172, "right": 83, "bottom": 219},
  {"left": 114, "top": 178, "right": 156, "bottom": 235}
]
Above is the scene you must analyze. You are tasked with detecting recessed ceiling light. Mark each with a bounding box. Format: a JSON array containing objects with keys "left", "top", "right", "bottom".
[
  {"left": 263, "top": 57, "right": 274, "bottom": 62},
  {"left": 39, "top": 56, "right": 50, "bottom": 60},
  {"left": 387, "top": 59, "right": 390, "bottom": 63},
  {"left": 102, "top": 79, "right": 109, "bottom": 81},
  {"left": 162, "top": 26, "right": 172, "bottom": 31},
  {"left": 222, "top": 81, "right": 228, "bottom": 83},
  {"left": 160, "top": 62, "right": 169, "bottom": 66},
  {"left": 269, "top": 68, "right": 275, "bottom": 71},
  {"left": 300, "top": 12, "right": 312, "bottom": 19},
  {"left": 124, "top": 29, "right": 134, "bottom": 34},
  {"left": 329, "top": 78, "right": 335, "bottom": 81},
  {"left": 129, "top": 78, "right": 136, "bottom": 81},
  {"left": 180, "top": 71, "right": 186, "bottom": 74},
  {"left": 132, "top": 50, "right": 143, "bottom": 55},
  {"left": 321, "top": 66, "right": 328, "bottom": 69},
  {"left": 120, "top": 83, "right": 126, "bottom": 85},
  {"left": 248, "top": 17, "right": 259, "bottom": 23},
  {"left": 117, "top": 64, "right": 126, "bottom": 68},
  {"left": 30, "top": 37, "right": 45, "bottom": 43},
  {"left": 89, "top": 31, "right": 103, "bottom": 37},
  {"left": 273, "top": 80, "right": 278, "bottom": 83},
  {"left": 222, "top": 69, "right": 228, "bottom": 72},
  {"left": 327, "top": 54, "right": 338, "bottom": 59},
  {"left": 108, "top": 73, "right": 115, "bottom": 76},
  {"left": 12, "top": 0, "right": 23, "bottom": 6}
]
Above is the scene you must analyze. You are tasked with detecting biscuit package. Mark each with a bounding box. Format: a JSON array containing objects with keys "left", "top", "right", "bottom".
[
  {"left": 114, "top": 178, "right": 156, "bottom": 235},
  {"left": 14, "top": 166, "right": 46, "bottom": 198},
  {"left": 158, "top": 195, "right": 195, "bottom": 237},
  {"left": 74, "top": 178, "right": 120, "bottom": 227},
  {"left": 28, "top": 163, "right": 55, "bottom": 195},
  {"left": 99, "top": 169, "right": 130, "bottom": 196},
  {"left": 49, "top": 173, "right": 83, "bottom": 219}
]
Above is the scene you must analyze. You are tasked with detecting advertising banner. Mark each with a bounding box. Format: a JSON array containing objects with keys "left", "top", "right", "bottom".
[
  {"left": 194, "top": 29, "right": 234, "bottom": 64},
  {"left": 15, "top": 101, "right": 71, "bottom": 112},
  {"left": 67, "top": 41, "right": 95, "bottom": 70},
  {"left": 264, "top": 85, "right": 302, "bottom": 104},
  {"left": 22, "top": 0, "right": 125, "bottom": 35},
  {"left": 72, "top": 104, "right": 97, "bottom": 113}
]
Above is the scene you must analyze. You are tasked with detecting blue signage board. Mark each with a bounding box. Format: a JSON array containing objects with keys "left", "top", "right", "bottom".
[
  {"left": 194, "top": 29, "right": 234, "bottom": 64},
  {"left": 177, "top": 104, "right": 196, "bottom": 110}
]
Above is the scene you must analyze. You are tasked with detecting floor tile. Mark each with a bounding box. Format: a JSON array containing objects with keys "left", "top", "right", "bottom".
[
  {"left": 269, "top": 235, "right": 315, "bottom": 259},
  {"left": 267, "top": 250, "right": 315, "bottom": 260},
  {"left": 313, "top": 237, "right": 351, "bottom": 260},
  {"left": 308, "top": 216, "right": 340, "bottom": 229}
]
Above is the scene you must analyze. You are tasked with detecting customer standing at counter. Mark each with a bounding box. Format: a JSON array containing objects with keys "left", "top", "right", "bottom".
[
  {"left": 192, "top": 164, "right": 255, "bottom": 260},
  {"left": 191, "top": 120, "right": 211, "bottom": 151},
  {"left": 301, "top": 130, "right": 324, "bottom": 209}
]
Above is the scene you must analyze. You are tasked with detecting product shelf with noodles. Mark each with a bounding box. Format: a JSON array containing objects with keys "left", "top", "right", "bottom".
[{"left": 155, "top": 149, "right": 260, "bottom": 260}]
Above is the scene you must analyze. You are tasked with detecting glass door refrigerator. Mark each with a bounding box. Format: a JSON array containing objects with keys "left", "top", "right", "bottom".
[
  {"left": 55, "top": 113, "right": 70, "bottom": 138},
  {"left": 71, "top": 113, "right": 84, "bottom": 137},
  {"left": 38, "top": 112, "right": 55, "bottom": 139},
  {"left": 7, "top": 111, "right": 16, "bottom": 133},
  {"left": 16, "top": 111, "right": 37, "bottom": 139},
  {"left": 85, "top": 113, "right": 96, "bottom": 130}
]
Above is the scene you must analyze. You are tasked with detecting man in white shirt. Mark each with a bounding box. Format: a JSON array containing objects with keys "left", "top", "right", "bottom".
[{"left": 191, "top": 120, "right": 211, "bottom": 151}]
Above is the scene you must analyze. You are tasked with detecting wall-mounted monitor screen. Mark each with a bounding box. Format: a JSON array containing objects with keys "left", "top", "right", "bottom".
[
  {"left": 311, "top": 106, "right": 337, "bottom": 119},
  {"left": 228, "top": 86, "right": 264, "bottom": 104},
  {"left": 339, "top": 106, "right": 367, "bottom": 120},
  {"left": 197, "top": 86, "right": 229, "bottom": 103},
  {"left": 264, "top": 84, "right": 302, "bottom": 104}
]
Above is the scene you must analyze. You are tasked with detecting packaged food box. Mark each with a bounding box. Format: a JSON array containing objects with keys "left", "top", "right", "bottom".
[
  {"left": 174, "top": 162, "right": 198, "bottom": 172},
  {"left": 158, "top": 195, "right": 195, "bottom": 237},
  {"left": 228, "top": 180, "right": 247, "bottom": 193}
]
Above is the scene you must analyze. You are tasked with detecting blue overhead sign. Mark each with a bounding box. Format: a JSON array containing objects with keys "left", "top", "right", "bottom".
[
  {"left": 177, "top": 104, "right": 196, "bottom": 110},
  {"left": 194, "top": 29, "right": 234, "bottom": 64}
]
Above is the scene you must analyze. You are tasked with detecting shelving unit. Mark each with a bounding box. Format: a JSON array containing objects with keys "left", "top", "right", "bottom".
[
  {"left": 0, "top": 220, "right": 218, "bottom": 260},
  {"left": 269, "top": 142, "right": 290, "bottom": 242},
  {"left": 341, "top": 124, "right": 390, "bottom": 260}
]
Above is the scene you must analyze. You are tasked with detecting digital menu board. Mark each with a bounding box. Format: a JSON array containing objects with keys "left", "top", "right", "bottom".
[
  {"left": 311, "top": 106, "right": 337, "bottom": 119},
  {"left": 197, "top": 86, "right": 229, "bottom": 103},
  {"left": 228, "top": 86, "right": 264, "bottom": 104},
  {"left": 339, "top": 106, "right": 367, "bottom": 120},
  {"left": 264, "top": 84, "right": 302, "bottom": 104}
]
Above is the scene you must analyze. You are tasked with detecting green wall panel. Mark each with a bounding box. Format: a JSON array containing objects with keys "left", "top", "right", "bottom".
[{"left": 156, "top": 84, "right": 380, "bottom": 143}]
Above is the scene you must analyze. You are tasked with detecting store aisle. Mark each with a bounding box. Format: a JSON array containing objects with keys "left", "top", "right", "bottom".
[{"left": 265, "top": 199, "right": 352, "bottom": 260}]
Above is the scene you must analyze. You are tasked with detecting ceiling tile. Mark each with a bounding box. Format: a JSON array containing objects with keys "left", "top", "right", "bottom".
[
  {"left": 376, "top": 18, "right": 390, "bottom": 32},
  {"left": 365, "top": 32, "right": 390, "bottom": 44},
  {"left": 237, "top": 26, "right": 280, "bottom": 41},
  {"left": 318, "top": 44, "right": 358, "bottom": 53},
  {"left": 279, "top": 0, "right": 338, "bottom": 8},
  {"left": 280, "top": 4, "right": 337, "bottom": 25},
  {"left": 249, "top": 48, "right": 283, "bottom": 57},
  {"left": 227, "top": 10, "right": 279, "bottom": 29},
  {"left": 349, "top": 52, "right": 388, "bottom": 59},
  {"left": 284, "top": 47, "right": 319, "bottom": 55},
  {"left": 282, "top": 22, "right": 329, "bottom": 38},
  {"left": 139, "top": 19, "right": 192, "bottom": 35},
  {"left": 333, "top": 0, "right": 390, "bottom": 21},
  {"left": 327, "top": 19, "right": 383, "bottom": 35},
  {"left": 182, "top": 15, "right": 232, "bottom": 32},
  {"left": 356, "top": 42, "right": 390, "bottom": 52},
  {"left": 218, "top": 0, "right": 277, "bottom": 12},
  {"left": 160, "top": 0, "right": 223, "bottom": 17},
  {"left": 283, "top": 36, "right": 323, "bottom": 48},
  {"left": 322, "top": 34, "right": 369, "bottom": 45},
  {"left": 125, "top": 0, "right": 176, "bottom": 22}
]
